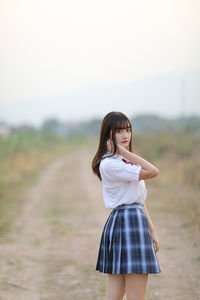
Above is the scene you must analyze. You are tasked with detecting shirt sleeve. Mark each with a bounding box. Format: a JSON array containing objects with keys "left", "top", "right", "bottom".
[{"left": 102, "top": 159, "right": 142, "bottom": 182}]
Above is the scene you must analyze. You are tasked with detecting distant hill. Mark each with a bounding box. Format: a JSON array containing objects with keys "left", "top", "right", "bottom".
[
  {"left": 1, "top": 114, "right": 200, "bottom": 137},
  {"left": 130, "top": 114, "right": 200, "bottom": 134},
  {"left": 62, "top": 114, "right": 200, "bottom": 137}
]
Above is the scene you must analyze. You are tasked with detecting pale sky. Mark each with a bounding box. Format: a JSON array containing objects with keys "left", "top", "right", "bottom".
[{"left": 0, "top": 0, "right": 200, "bottom": 126}]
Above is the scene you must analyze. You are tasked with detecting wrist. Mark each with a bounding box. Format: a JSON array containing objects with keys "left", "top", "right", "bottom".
[
  {"left": 150, "top": 227, "right": 156, "bottom": 233},
  {"left": 118, "top": 144, "right": 128, "bottom": 156}
]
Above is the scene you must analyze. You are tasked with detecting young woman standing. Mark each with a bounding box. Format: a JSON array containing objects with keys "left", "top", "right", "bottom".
[{"left": 92, "top": 111, "right": 161, "bottom": 300}]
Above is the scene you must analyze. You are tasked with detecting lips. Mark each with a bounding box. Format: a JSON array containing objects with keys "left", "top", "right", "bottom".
[{"left": 122, "top": 141, "right": 128, "bottom": 143}]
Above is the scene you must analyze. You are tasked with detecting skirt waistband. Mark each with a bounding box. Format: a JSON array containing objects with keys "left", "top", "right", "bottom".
[{"left": 113, "top": 203, "right": 144, "bottom": 211}]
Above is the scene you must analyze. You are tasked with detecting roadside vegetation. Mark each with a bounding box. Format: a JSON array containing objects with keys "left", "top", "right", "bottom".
[
  {"left": 0, "top": 131, "right": 87, "bottom": 236},
  {"left": 134, "top": 131, "right": 200, "bottom": 229},
  {"left": 0, "top": 129, "right": 199, "bottom": 238}
]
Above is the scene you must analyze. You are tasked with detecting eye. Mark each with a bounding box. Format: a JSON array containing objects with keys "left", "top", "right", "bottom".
[{"left": 116, "top": 130, "right": 121, "bottom": 133}]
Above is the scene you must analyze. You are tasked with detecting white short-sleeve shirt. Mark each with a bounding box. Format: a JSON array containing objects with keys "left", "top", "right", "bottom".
[{"left": 99, "top": 151, "right": 147, "bottom": 210}]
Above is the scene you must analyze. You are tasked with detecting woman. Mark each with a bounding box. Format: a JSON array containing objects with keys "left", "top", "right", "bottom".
[{"left": 92, "top": 111, "right": 161, "bottom": 300}]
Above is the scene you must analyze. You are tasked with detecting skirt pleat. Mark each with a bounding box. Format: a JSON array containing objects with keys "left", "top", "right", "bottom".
[{"left": 96, "top": 203, "right": 161, "bottom": 274}]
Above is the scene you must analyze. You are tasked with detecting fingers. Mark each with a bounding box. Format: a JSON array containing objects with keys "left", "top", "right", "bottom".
[
  {"left": 155, "top": 241, "right": 160, "bottom": 252},
  {"left": 153, "top": 239, "right": 160, "bottom": 253},
  {"left": 106, "top": 139, "right": 113, "bottom": 152},
  {"left": 153, "top": 241, "right": 157, "bottom": 252},
  {"left": 106, "top": 139, "right": 120, "bottom": 154}
]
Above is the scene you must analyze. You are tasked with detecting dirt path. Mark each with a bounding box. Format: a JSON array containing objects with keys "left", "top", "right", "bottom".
[{"left": 0, "top": 148, "right": 199, "bottom": 299}]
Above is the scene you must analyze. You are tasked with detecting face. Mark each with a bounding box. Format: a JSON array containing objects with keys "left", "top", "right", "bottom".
[{"left": 115, "top": 126, "right": 132, "bottom": 149}]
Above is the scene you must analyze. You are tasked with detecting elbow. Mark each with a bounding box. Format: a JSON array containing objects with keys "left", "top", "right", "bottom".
[
  {"left": 151, "top": 167, "right": 159, "bottom": 178},
  {"left": 139, "top": 167, "right": 160, "bottom": 180}
]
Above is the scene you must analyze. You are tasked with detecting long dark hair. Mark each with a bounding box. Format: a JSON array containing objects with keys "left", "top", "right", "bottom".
[{"left": 92, "top": 111, "right": 133, "bottom": 181}]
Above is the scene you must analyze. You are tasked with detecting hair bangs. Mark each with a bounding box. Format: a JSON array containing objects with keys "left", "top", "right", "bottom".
[{"left": 114, "top": 118, "right": 131, "bottom": 131}]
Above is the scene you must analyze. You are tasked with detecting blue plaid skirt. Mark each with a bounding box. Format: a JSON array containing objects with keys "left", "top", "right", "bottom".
[{"left": 96, "top": 203, "right": 161, "bottom": 274}]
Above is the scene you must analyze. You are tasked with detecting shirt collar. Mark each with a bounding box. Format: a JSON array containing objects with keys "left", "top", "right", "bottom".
[{"left": 103, "top": 151, "right": 124, "bottom": 160}]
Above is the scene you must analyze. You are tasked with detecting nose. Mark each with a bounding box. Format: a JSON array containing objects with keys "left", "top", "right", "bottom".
[{"left": 122, "top": 131, "right": 128, "bottom": 138}]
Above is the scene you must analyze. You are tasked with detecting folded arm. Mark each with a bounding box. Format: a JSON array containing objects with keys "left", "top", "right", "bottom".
[{"left": 116, "top": 144, "right": 160, "bottom": 180}]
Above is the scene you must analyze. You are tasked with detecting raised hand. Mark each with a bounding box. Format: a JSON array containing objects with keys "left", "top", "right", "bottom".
[
  {"left": 106, "top": 139, "right": 114, "bottom": 153},
  {"left": 106, "top": 139, "right": 124, "bottom": 154}
]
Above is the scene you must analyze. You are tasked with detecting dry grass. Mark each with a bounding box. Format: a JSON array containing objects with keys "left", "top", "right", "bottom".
[
  {"left": 0, "top": 133, "right": 87, "bottom": 235},
  {"left": 0, "top": 141, "right": 199, "bottom": 299},
  {"left": 133, "top": 132, "right": 200, "bottom": 229}
]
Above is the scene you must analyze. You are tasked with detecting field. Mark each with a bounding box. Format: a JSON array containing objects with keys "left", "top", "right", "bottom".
[{"left": 0, "top": 131, "right": 199, "bottom": 299}]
